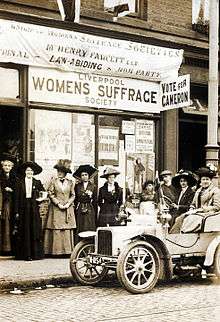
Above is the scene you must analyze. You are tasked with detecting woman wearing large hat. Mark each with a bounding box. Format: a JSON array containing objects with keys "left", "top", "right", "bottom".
[
  {"left": 0, "top": 152, "right": 18, "bottom": 255},
  {"left": 98, "top": 167, "right": 123, "bottom": 227},
  {"left": 170, "top": 166, "right": 220, "bottom": 234},
  {"left": 170, "top": 170, "right": 197, "bottom": 228},
  {"left": 44, "top": 160, "right": 76, "bottom": 256},
  {"left": 14, "top": 161, "right": 45, "bottom": 260},
  {"left": 73, "top": 165, "right": 98, "bottom": 242}
]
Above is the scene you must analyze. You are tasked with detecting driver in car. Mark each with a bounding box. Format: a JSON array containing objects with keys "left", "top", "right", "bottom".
[{"left": 170, "top": 166, "right": 220, "bottom": 234}]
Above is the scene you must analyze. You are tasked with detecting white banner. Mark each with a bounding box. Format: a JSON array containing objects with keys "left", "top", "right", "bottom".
[
  {"left": 0, "top": 19, "right": 183, "bottom": 81},
  {"left": 160, "top": 74, "right": 190, "bottom": 110},
  {"left": 28, "top": 67, "right": 161, "bottom": 113}
]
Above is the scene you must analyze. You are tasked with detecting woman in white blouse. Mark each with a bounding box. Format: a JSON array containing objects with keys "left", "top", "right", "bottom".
[{"left": 14, "top": 161, "right": 45, "bottom": 260}]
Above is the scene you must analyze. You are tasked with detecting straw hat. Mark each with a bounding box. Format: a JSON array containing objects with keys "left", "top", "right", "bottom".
[{"left": 100, "top": 167, "right": 120, "bottom": 179}]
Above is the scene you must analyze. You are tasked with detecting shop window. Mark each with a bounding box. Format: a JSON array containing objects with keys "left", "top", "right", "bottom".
[
  {"left": 29, "top": 109, "right": 95, "bottom": 185},
  {"left": 0, "top": 67, "right": 19, "bottom": 100},
  {"left": 98, "top": 115, "right": 155, "bottom": 204},
  {"left": 192, "top": 0, "right": 209, "bottom": 35}
]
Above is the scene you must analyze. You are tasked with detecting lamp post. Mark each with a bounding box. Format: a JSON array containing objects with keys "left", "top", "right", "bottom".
[{"left": 205, "top": 0, "right": 219, "bottom": 180}]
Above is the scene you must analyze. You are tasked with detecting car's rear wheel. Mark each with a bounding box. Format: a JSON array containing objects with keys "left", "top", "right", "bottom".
[
  {"left": 70, "top": 240, "right": 108, "bottom": 285},
  {"left": 116, "top": 240, "right": 160, "bottom": 294}
]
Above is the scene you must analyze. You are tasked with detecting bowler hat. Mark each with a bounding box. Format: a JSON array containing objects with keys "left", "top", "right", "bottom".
[
  {"left": 100, "top": 167, "right": 120, "bottom": 179},
  {"left": 54, "top": 159, "right": 72, "bottom": 174},
  {"left": 172, "top": 170, "right": 197, "bottom": 187},
  {"left": 73, "top": 164, "right": 98, "bottom": 179},
  {"left": 196, "top": 166, "right": 216, "bottom": 179},
  {"left": 1, "top": 152, "right": 17, "bottom": 164},
  {"left": 159, "top": 170, "right": 172, "bottom": 180},
  {"left": 19, "top": 161, "right": 42, "bottom": 175}
]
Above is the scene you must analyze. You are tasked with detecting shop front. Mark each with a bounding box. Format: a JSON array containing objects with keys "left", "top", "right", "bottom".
[
  {"left": 28, "top": 66, "right": 160, "bottom": 201},
  {"left": 0, "top": 18, "right": 188, "bottom": 202}
]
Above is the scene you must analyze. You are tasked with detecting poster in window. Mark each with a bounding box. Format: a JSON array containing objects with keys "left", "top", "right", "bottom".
[
  {"left": 135, "top": 120, "right": 154, "bottom": 153},
  {"left": 72, "top": 124, "right": 95, "bottom": 167},
  {"left": 99, "top": 127, "right": 119, "bottom": 165}
]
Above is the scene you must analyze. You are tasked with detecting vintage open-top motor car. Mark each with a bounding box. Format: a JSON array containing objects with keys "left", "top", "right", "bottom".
[{"left": 69, "top": 204, "right": 220, "bottom": 294}]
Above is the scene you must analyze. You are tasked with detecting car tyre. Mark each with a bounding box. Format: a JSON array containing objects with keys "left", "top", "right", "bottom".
[
  {"left": 116, "top": 240, "right": 160, "bottom": 294},
  {"left": 70, "top": 240, "right": 108, "bottom": 285}
]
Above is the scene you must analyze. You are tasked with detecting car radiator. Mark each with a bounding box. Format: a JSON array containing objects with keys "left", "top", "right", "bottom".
[{"left": 97, "top": 230, "right": 112, "bottom": 256}]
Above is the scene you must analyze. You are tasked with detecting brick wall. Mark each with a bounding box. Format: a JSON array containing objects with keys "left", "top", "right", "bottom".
[{"left": 147, "top": 0, "right": 192, "bottom": 29}]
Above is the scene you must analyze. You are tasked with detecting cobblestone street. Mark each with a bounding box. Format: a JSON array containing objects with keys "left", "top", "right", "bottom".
[{"left": 0, "top": 277, "right": 220, "bottom": 322}]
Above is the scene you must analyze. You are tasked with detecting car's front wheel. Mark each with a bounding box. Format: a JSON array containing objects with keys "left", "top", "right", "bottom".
[
  {"left": 116, "top": 240, "right": 160, "bottom": 294},
  {"left": 70, "top": 240, "right": 108, "bottom": 285}
]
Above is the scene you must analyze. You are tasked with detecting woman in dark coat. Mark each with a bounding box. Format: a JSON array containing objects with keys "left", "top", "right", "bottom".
[
  {"left": 98, "top": 167, "right": 123, "bottom": 227},
  {"left": 0, "top": 153, "right": 17, "bottom": 255},
  {"left": 15, "top": 161, "right": 45, "bottom": 260},
  {"left": 170, "top": 170, "right": 197, "bottom": 228},
  {"left": 73, "top": 165, "right": 98, "bottom": 241}
]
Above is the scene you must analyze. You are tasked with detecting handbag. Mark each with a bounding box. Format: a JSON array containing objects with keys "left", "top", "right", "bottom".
[{"left": 181, "top": 213, "right": 204, "bottom": 233}]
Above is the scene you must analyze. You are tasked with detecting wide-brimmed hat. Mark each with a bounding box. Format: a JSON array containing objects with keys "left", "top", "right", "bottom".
[
  {"left": 19, "top": 161, "right": 42, "bottom": 175},
  {"left": 100, "top": 167, "right": 120, "bottom": 179},
  {"left": 73, "top": 164, "right": 98, "bottom": 179},
  {"left": 159, "top": 170, "right": 172, "bottom": 180},
  {"left": 54, "top": 159, "right": 72, "bottom": 174},
  {"left": 172, "top": 170, "right": 197, "bottom": 187},
  {"left": 1, "top": 152, "right": 17, "bottom": 164},
  {"left": 196, "top": 166, "right": 216, "bottom": 179}
]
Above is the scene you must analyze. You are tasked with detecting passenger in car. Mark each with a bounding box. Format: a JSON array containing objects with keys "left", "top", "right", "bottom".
[
  {"left": 170, "top": 166, "right": 220, "bottom": 234},
  {"left": 169, "top": 170, "right": 197, "bottom": 228}
]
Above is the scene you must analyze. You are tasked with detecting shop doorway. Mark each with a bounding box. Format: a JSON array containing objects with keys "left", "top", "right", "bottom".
[
  {"left": 0, "top": 107, "right": 22, "bottom": 161},
  {"left": 179, "top": 120, "right": 207, "bottom": 171}
]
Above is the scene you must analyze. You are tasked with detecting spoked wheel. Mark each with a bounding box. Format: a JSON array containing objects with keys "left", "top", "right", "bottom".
[
  {"left": 116, "top": 241, "right": 160, "bottom": 294},
  {"left": 70, "top": 240, "right": 108, "bottom": 285}
]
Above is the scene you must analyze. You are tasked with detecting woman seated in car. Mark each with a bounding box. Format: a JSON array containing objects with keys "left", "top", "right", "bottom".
[{"left": 170, "top": 166, "right": 220, "bottom": 234}]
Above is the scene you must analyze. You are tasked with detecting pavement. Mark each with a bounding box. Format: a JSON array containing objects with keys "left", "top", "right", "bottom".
[{"left": 0, "top": 256, "right": 74, "bottom": 292}]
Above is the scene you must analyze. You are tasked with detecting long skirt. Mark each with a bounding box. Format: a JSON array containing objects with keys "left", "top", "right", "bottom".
[
  {"left": 44, "top": 229, "right": 74, "bottom": 255},
  {"left": 15, "top": 199, "right": 44, "bottom": 260},
  {"left": 0, "top": 200, "right": 12, "bottom": 253}
]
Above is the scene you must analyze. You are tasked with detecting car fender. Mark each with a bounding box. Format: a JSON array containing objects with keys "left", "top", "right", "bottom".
[
  {"left": 204, "top": 235, "right": 220, "bottom": 266},
  {"left": 78, "top": 231, "right": 96, "bottom": 238}
]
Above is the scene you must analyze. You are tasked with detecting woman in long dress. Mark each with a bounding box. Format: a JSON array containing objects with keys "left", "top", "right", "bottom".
[
  {"left": 15, "top": 161, "right": 44, "bottom": 260},
  {"left": 98, "top": 167, "right": 123, "bottom": 227},
  {"left": 44, "top": 160, "right": 76, "bottom": 256},
  {"left": 73, "top": 164, "right": 98, "bottom": 242},
  {"left": 0, "top": 153, "right": 17, "bottom": 255}
]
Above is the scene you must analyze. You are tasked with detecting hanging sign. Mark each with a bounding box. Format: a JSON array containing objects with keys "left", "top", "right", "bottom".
[
  {"left": 160, "top": 74, "right": 190, "bottom": 110},
  {"left": 0, "top": 19, "right": 183, "bottom": 81}
]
